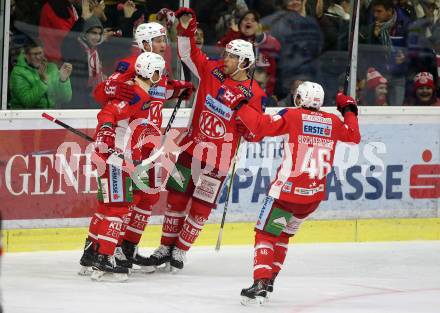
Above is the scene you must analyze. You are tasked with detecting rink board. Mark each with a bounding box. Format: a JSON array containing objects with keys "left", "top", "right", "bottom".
[{"left": 3, "top": 218, "right": 440, "bottom": 252}]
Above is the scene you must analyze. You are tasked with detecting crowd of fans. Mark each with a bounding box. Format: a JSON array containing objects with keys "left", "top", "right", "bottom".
[{"left": 6, "top": 0, "right": 440, "bottom": 109}]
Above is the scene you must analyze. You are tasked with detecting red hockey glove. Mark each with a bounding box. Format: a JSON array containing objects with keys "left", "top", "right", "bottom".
[
  {"left": 219, "top": 86, "right": 248, "bottom": 110},
  {"left": 95, "top": 123, "right": 116, "bottom": 157},
  {"left": 104, "top": 80, "right": 135, "bottom": 102},
  {"left": 336, "top": 92, "right": 358, "bottom": 116},
  {"left": 167, "top": 80, "right": 195, "bottom": 100},
  {"left": 175, "top": 7, "right": 197, "bottom": 37}
]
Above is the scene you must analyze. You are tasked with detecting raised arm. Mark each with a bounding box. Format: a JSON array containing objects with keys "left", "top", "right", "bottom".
[{"left": 335, "top": 92, "right": 361, "bottom": 144}]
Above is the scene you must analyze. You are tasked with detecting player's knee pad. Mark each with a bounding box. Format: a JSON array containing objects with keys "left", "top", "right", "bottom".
[
  {"left": 283, "top": 216, "right": 306, "bottom": 236},
  {"left": 189, "top": 199, "right": 212, "bottom": 219},
  {"left": 167, "top": 190, "right": 191, "bottom": 212},
  {"left": 97, "top": 203, "right": 129, "bottom": 220},
  {"left": 255, "top": 229, "right": 278, "bottom": 247},
  {"left": 135, "top": 191, "right": 160, "bottom": 209},
  {"left": 255, "top": 196, "right": 293, "bottom": 237}
]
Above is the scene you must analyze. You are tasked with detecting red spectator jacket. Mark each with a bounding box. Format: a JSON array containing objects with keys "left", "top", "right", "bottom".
[
  {"left": 237, "top": 106, "right": 361, "bottom": 204},
  {"left": 39, "top": 2, "right": 78, "bottom": 62}
]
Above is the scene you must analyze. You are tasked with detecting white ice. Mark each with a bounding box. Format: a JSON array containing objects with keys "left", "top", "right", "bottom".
[{"left": 2, "top": 241, "right": 440, "bottom": 313}]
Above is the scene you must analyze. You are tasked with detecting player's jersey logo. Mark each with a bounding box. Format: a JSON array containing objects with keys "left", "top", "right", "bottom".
[
  {"left": 205, "top": 94, "right": 233, "bottom": 121},
  {"left": 145, "top": 102, "right": 163, "bottom": 126},
  {"left": 149, "top": 86, "right": 166, "bottom": 99},
  {"left": 211, "top": 68, "right": 225, "bottom": 82},
  {"left": 199, "top": 111, "right": 226, "bottom": 139},
  {"left": 302, "top": 121, "right": 332, "bottom": 137},
  {"left": 116, "top": 61, "right": 130, "bottom": 73}
]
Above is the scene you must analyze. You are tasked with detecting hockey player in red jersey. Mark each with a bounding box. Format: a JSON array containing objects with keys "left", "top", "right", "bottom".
[
  {"left": 81, "top": 22, "right": 194, "bottom": 271},
  {"left": 147, "top": 7, "right": 267, "bottom": 272},
  {"left": 232, "top": 82, "right": 361, "bottom": 304},
  {"left": 80, "top": 52, "right": 166, "bottom": 282}
]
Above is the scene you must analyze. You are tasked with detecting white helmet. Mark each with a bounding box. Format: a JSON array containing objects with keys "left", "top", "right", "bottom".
[
  {"left": 225, "top": 39, "right": 255, "bottom": 70},
  {"left": 135, "top": 52, "right": 165, "bottom": 83},
  {"left": 135, "top": 22, "right": 167, "bottom": 51},
  {"left": 294, "top": 81, "right": 324, "bottom": 110}
]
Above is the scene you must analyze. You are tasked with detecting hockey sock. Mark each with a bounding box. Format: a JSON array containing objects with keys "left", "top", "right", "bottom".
[
  {"left": 97, "top": 216, "right": 123, "bottom": 255},
  {"left": 88, "top": 213, "right": 104, "bottom": 248},
  {"left": 175, "top": 211, "right": 208, "bottom": 251},
  {"left": 253, "top": 230, "right": 278, "bottom": 280},
  {"left": 123, "top": 205, "right": 152, "bottom": 244},
  {"left": 118, "top": 211, "right": 131, "bottom": 246},
  {"left": 272, "top": 232, "right": 291, "bottom": 275},
  {"left": 160, "top": 192, "right": 190, "bottom": 246}
]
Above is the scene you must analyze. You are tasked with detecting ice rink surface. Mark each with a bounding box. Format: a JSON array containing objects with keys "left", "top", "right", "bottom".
[{"left": 2, "top": 241, "right": 440, "bottom": 313}]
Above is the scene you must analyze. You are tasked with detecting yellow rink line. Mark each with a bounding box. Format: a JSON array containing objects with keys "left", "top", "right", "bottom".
[{"left": 2, "top": 218, "right": 440, "bottom": 253}]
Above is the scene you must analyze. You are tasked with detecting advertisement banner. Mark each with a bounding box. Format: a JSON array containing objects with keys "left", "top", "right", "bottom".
[{"left": 0, "top": 109, "right": 439, "bottom": 229}]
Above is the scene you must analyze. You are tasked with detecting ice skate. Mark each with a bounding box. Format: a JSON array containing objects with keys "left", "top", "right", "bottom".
[
  {"left": 114, "top": 246, "right": 141, "bottom": 273},
  {"left": 149, "top": 245, "right": 172, "bottom": 270},
  {"left": 91, "top": 253, "right": 129, "bottom": 282},
  {"left": 240, "top": 279, "right": 269, "bottom": 306},
  {"left": 121, "top": 240, "right": 155, "bottom": 273},
  {"left": 170, "top": 247, "right": 186, "bottom": 273},
  {"left": 266, "top": 272, "right": 278, "bottom": 299},
  {"left": 78, "top": 238, "right": 95, "bottom": 276}
]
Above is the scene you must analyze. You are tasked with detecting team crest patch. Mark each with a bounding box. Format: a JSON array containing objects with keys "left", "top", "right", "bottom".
[
  {"left": 116, "top": 61, "right": 130, "bottom": 73},
  {"left": 303, "top": 121, "right": 332, "bottom": 137},
  {"left": 205, "top": 94, "right": 233, "bottom": 121},
  {"left": 149, "top": 86, "right": 166, "bottom": 99},
  {"left": 198, "top": 110, "right": 226, "bottom": 139},
  {"left": 211, "top": 68, "right": 225, "bottom": 82}
]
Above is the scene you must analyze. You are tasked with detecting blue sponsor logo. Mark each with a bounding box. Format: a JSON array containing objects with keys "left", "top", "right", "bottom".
[
  {"left": 303, "top": 121, "right": 332, "bottom": 137},
  {"left": 149, "top": 86, "right": 166, "bottom": 99},
  {"left": 109, "top": 165, "right": 123, "bottom": 202},
  {"left": 129, "top": 94, "right": 141, "bottom": 106},
  {"left": 205, "top": 94, "right": 233, "bottom": 121},
  {"left": 116, "top": 61, "right": 130, "bottom": 73}
]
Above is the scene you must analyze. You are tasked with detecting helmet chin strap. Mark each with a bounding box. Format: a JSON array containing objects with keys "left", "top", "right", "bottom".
[{"left": 231, "top": 58, "right": 251, "bottom": 78}]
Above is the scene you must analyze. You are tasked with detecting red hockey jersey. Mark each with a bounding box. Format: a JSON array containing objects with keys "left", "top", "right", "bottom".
[
  {"left": 177, "top": 35, "right": 267, "bottom": 173},
  {"left": 237, "top": 106, "right": 361, "bottom": 203}
]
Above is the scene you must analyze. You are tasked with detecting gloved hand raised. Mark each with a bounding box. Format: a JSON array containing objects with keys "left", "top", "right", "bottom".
[
  {"left": 175, "top": 7, "right": 197, "bottom": 37},
  {"left": 167, "top": 80, "right": 195, "bottom": 100},
  {"left": 336, "top": 92, "right": 358, "bottom": 116}
]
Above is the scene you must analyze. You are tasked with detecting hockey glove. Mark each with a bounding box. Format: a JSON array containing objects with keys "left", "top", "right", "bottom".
[
  {"left": 336, "top": 92, "right": 358, "bottom": 116},
  {"left": 175, "top": 7, "right": 197, "bottom": 37},
  {"left": 220, "top": 86, "right": 248, "bottom": 111},
  {"left": 95, "top": 123, "right": 116, "bottom": 157},
  {"left": 104, "top": 80, "right": 135, "bottom": 102},
  {"left": 167, "top": 80, "right": 195, "bottom": 100},
  {"left": 157, "top": 8, "right": 176, "bottom": 29}
]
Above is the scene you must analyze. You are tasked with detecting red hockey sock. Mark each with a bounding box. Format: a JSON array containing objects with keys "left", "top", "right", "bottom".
[
  {"left": 88, "top": 213, "right": 103, "bottom": 248},
  {"left": 118, "top": 210, "right": 131, "bottom": 246},
  {"left": 272, "top": 232, "right": 292, "bottom": 275},
  {"left": 161, "top": 210, "right": 187, "bottom": 246},
  {"left": 253, "top": 230, "right": 278, "bottom": 280},
  {"left": 97, "top": 216, "right": 123, "bottom": 255},
  {"left": 123, "top": 205, "right": 152, "bottom": 244},
  {"left": 175, "top": 212, "right": 208, "bottom": 251}
]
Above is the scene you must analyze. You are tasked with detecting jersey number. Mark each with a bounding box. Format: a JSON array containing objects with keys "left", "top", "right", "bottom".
[{"left": 299, "top": 147, "right": 331, "bottom": 179}]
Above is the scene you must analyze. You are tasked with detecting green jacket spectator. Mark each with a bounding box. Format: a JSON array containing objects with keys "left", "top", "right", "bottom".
[{"left": 9, "top": 42, "right": 72, "bottom": 109}]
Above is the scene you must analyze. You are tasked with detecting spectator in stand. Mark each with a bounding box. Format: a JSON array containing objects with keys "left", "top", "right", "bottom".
[
  {"left": 405, "top": 71, "right": 440, "bottom": 105},
  {"left": 39, "top": 0, "right": 79, "bottom": 63},
  {"left": 278, "top": 77, "right": 310, "bottom": 106},
  {"left": 253, "top": 67, "right": 278, "bottom": 107},
  {"left": 361, "top": 67, "right": 390, "bottom": 106},
  {"left": 360, "top": 0, "right": 411, "bottom": 106},
  {"left": 61, "top": 11, "right": 105, "bottom": 109},
  {"left": 9, "top": 40, "right": 73, "bottom": 109},
  {"left": 217, "top": 10, "right": 281, "bottom": 95},
  {"left": 262, "top": 0, "right": 323, "bottom": 98}
]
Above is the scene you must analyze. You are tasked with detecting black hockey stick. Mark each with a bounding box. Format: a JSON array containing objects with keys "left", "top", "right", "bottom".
[
  {"left": 163, "top": 92, "right": 186, "bottom": 135},
  {"left": 41, "top": 112, "right": 130, "bottom": 164},
  {"left": 215, "top": 137, "right": 242, "bottom": 251},
  {"left": 343, "top": 0, "right": 360, "bottom": 94}
]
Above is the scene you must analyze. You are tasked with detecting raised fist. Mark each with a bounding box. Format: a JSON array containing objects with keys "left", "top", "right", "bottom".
[
  {"left": 157, "top": 8, "right": 176, "bottom": 29},
  {"left": 167, "top": 80, "right": 195, "bottom": 100},
  {"left": 175, "top": 7, "right": 197, "bottom": 37},
  {"left": 336, "top": 92, "right": 358, "bottom": 116},
  {"left": 104, "top": 80, "right": 135, "bottom": 102}
]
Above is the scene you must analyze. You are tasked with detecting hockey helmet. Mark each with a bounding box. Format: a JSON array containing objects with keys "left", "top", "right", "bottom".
[
  {"left": 135, "top": 52, "right": 165, "bottom": 83},
  {"left": 294, "top": 81, "right": 324, "bottom": 110},
  {"left": 135, "top": 22, "right": 167, "bottom": 51},
  {"left": 225, "top": 39, "right": 255, "bottom": 70}
]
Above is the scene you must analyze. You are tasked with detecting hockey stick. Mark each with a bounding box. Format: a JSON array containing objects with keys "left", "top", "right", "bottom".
[
  {"left": 343, "top": 0, "right": 360, "bottom": 94},
  {"left": 163, "top": 92, "right": 186, "bottom": 135},
  {"left": 215, "top": 137, "right": 242, "bottom": 251}
]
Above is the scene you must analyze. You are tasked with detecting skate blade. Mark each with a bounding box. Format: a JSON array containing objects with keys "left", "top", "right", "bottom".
[
  {"left": 130, "top": 264, "right": 156, "bottom": 274},
  {"left": 240, "top": 296, "right": 266, "bottom": 306},
  {"left": 78, "top": 266, "right": 93, "bottom": 276},
  {"left": 170, "top": 266, "right": 182, "bottom": 274},
  {"left": 156, "top": 262, "right": 171, "bottom": 272},
  {"left": 90, "top": 270, "right": 129, "bottom": 282}
]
